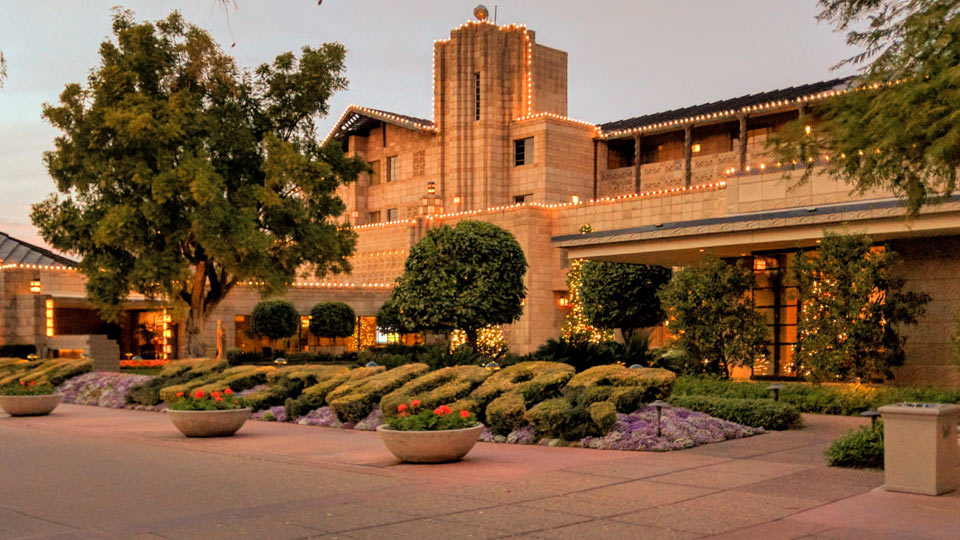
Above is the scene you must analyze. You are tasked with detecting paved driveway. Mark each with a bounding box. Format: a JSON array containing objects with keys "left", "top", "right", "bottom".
[{"left": 1, "top": 405, "right": 956, "bottom": 539}]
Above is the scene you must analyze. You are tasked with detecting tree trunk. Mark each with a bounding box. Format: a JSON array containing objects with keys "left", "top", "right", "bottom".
[
  {"left": 185, "top": 308, "right": 207, "bottom": 358},
  {"left": 465, "top": 327, "right": 479, "bottom": 347}
]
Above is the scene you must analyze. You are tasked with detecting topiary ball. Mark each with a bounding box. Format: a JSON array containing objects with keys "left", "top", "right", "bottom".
[
  {"left": 250, "top": 299, "right": 300, "bottom": 340},
  {"left": 309, "top": 302, "right": 356, "bottom": 338}
]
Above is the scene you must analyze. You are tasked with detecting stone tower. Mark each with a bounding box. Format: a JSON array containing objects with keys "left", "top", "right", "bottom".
[{"left": 433, "top": 9, "right": 568, "bottom": 211}]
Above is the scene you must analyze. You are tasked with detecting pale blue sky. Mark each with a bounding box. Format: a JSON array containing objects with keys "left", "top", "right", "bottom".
[{"left": 0, "top": 1, "right": 856, "bottom": 249}]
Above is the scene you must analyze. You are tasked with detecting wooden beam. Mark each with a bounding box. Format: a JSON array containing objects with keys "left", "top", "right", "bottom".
[{"left": 683, "top": 124, "right": 693, "bottom": 187}]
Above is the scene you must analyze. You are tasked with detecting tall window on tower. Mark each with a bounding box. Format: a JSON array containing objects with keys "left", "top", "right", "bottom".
[
  {"left": 474, "top": 72, "right": 481, "bottom": 121},
  {"left": 386, "top": 155, "right": 397, "bottom": 182},
  {"left": 514, "top": 137, "right": 533, "bottom": 166}
]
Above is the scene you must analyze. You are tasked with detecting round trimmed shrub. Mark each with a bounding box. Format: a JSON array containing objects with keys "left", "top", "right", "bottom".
[
  {"left": 251, "top": 300, "right": 300, "bottom": 340},
  {"left": 309, "top": 302, "right": 356, "bottom": 338}
]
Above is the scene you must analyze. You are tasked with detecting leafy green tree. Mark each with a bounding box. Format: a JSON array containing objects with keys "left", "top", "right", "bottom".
[
  {"left": 375, "top": 296, "right": 411, "bottom": 334},
  {"left": 390, "top": 221, "right": 527, "bottom": 345},
  {"left": 658, "top": 256, "right": 768, "bottom": 378},
  {"left": 251, "top": 299, "right": 300, "bottom": 340},
  {"left": 771, "top": 0, "right": 960, "bottom": 213},
  {"left": 794, "top": 232, "right": 929, "bottom": 382},
  {"left": 31, "top": 10, "right": 365, "bottom": 355},
  {"left": 580, "top": 261, "right": 672, "bottom": 341},
  {"left": 309, "top": 302, "right": 355, "bottom": 339}
]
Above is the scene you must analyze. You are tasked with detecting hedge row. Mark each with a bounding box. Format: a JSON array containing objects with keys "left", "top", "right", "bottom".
[
  {"left": 668, "top": 395, "right": 802, "bottom": 430},
  {"left": 127, "top": 359, "right": 677, "bottom": 439},
  {"left": 672, "top": 375, "right": 960, "bottom": 416},
  {"left": 0, "top": 358, "right": 91, "bottom": 387}
]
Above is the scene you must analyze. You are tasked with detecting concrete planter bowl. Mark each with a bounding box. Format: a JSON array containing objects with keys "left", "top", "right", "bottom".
[
  {"left": 0, "top": 393, "right": 64, "bottom": 416},
  {"left": 166, "top": 408, "right": 252, "bottom": 438},
  {"left": 376, "top": 423, "right": 484, "bottom": 463}
]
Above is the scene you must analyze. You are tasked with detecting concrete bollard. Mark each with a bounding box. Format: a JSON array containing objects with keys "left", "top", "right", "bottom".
[{"left": 877, "top": 402, "right": 960, "bottom": 496}]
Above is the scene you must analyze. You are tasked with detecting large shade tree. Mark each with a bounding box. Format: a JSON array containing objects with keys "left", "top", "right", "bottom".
[
  {"left": 771, "top": 0, "right": 960, "bottom": 214},
  {"left": 388, "top": 220, "right": 527, "bottom": 345},
  {"left": 32, "top": 10, "right": 365, "bottom": 355}
]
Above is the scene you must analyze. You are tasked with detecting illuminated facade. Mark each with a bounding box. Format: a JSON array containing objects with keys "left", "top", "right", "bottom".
[
  {"left": 5, "top": 12, "right": 960, "bottom": 385},
  {"left": 322, "top": 12, "right": 960, "bottom": 385}
]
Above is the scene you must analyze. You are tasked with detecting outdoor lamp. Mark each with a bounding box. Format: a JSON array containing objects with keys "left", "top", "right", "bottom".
[
  {"left": 767, "top": 384, "right": 785, "bottom": 402},
  {"left": 29, "top": 278, "right": 41, "bottom": 294},
  {"left": 628, "top": 364, "right": 644, "bottom": 369},
  {"left": 274, "top": 357, "right": 288, "bottom": 365},
  {"left": 365, "top": 361, "right": 379, "bottom": 368},
  {"left": 861, "top": 409, "right": 881, "bottom": 429},
  {"left": 483, "top": 361, "right": 501, "bottom": 371},
  {"left": 650, "top": 400, "right": 669, "bottom": 437}
]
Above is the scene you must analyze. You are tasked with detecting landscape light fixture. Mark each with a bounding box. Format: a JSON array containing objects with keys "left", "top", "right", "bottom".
[
  {"left": 861, "top": 409, "right": 881, "bottom": 429},
  {"left": 767, "top": 383, "right": 785, "bottom": 401},
  {"left": 650, "top": 400, "right": 669, "bottom": 437}
]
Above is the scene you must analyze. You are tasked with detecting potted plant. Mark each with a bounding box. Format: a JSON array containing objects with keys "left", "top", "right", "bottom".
[
  {"left": 166, "top": 388, "right": 251, "bottom": 437},
  {"left": 0, "top": 380, "right": 64, "bottom": 416},
  {"left": 376, "top": 400, "right": 484, "bottom": 463}
]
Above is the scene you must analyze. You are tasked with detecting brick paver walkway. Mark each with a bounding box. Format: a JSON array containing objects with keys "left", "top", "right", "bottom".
[{"left": 2, "top": 404, "right": 957, "bottom": 539}]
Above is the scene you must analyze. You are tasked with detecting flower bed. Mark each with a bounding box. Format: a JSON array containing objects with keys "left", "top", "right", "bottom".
[
  {"left": 119, "top": 359, "right": 171, "bottom": 369},
  {"left": 58, "top": 372, "right": 154, "bottom": 408}
]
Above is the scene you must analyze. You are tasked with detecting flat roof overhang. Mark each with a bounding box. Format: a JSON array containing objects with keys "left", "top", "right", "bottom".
[{"left": 553, "top": 196, "right": 960, "bottom": 265}]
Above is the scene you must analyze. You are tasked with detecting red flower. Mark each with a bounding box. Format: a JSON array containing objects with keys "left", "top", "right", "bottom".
[
  {"left": 194, "top": 390, "right": 205, "bottom": 399},
  {"left": 411, "top": 399, "right": 421, "bottom": 407},
  {"left": 215, "top": 396, "right": 223, "bottom": 402},
  {"left": 224, "top": 388, "right": 234, "bottom": 395},
  {"left": 211, "top": 391, "right": 222, "bottom": 399},
  {"left": 433, "top": 407, "right": 443, "bottom": 415},
  {"left": 233, "top": 400, "right": 239, "bottom": 405},
  {"left": 460, "top": 410, "right": 470, "bottom": 418},
  {"left": 397, "top": 404, "right": 408, "bottom": 412},
  {"left": 440, "top": 405, "right": 452, "bottom": 415},
  {"left": 29, "top": 381, "right": 36, "bottom": 386},
  {"left": 176, "top": 392, "right": 184, "bottom": 398},
  {"left": 19, "top": 380, "right": 26, "bottom": 385}
]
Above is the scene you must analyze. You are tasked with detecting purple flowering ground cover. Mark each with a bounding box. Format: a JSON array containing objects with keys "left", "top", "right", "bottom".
[
  {"left": 252, "top": 405, "right": 287, "bottom": 422},
  {"left": 579, "top": 405, "right": 763, "bottom": 451},
  {"left": 58, "top": 372, "right": 154, "bottom": 409}
]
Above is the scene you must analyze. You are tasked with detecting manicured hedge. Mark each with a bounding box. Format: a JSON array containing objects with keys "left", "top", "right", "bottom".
[
  {"left": 327, "top": 363, "right": 430, "bottom": 423},
  {"left": 284, "top": 366, "right": 383, "bottom": 419},
  {"left": 380, "top": 365, "right": 490, "bottom": 418},
  {"left": 565, "top": 365, "right": 676, "bottom": 413},
  {"left": 469, "top": 361, "right": 575, "bottom": 422},
  {"left": 668, "top": 395, "right": 802, "bottom": 430},
  {"left": 672, "top": 375, "right": 960, "bottom": 416},
  {"left": 242, "top": 365, "right": 349, "bottom": 411},
  {"left": 0, "top": 358, "right": 91, "bottom": 386},
  {"left": 825, "top": 424, "right": 884, "bottom": 468},
  {"left": 160, "top": 365, "right": 272, "bottom": 403}
]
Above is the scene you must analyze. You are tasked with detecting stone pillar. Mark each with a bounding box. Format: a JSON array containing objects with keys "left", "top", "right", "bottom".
[
  {"left": 738, "top": 113, "right": 748, "bottom": 172},
  {"left": 683, "top": 124, "right": 693, "bottom": 187},
  {"left": 633, "top": 134, "right": 642, "bottom": 193}
]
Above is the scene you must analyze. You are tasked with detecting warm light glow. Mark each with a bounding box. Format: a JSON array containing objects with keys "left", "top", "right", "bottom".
[
  {"left": 753, "top": 258, "right": 767, "bottom": 271},
  {"left": 45, "top": 299, "right": 54, "bottom": 337},
  {"left": 804, "top": 125, "right": 812, "bottom": 135},
  {"left": 691, "top": 144, "right": 701, "bottom": 153},
  {"left": 453, "top": 195, "right": 461, "bottom": 204},
  {"left": 571, "top": 195, "right": 579, "bottom": 204},
  {"left": 29, "top": 278, "right": 41, "bottom": 294}
]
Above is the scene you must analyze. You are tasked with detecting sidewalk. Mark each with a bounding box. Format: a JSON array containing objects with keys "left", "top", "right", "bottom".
[{"left": 1, "top": 404, "right": 955, "bottom": 539}]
